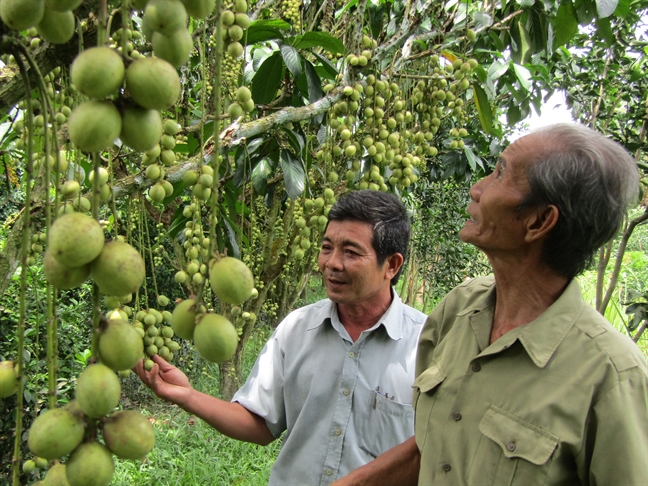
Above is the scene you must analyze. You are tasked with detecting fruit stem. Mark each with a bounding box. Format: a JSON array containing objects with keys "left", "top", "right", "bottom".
[{"left": 11, "top": 48, "right": 35, "bottom": 486}]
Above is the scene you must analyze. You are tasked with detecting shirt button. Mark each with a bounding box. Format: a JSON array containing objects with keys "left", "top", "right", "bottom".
[
  {"left": 507, "top": 442, "right": 516, "bottom": 452},
  {"left": 334, "top": 429, "right": 341, "bottom": 436},
  {"left": 471, "top": 362, "right": 481, "bottom": 372},
  {"left": 343, "top": 389, "right": 350, "bottom": 396},
  {"left": 348, "top": 351, "right": 355, "bottom": 358},
  {"left": 442, "top": 463, "right": 451, "bottom": 472},
  {"left": 452, "top": 412, "right": 462, "bottom": 421},
  {"left": 326, "top": 468, "right": 333, "bottom": 476}
]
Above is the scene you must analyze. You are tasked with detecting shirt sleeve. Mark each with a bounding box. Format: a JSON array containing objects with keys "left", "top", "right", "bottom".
[
  {"left": 580, "top": 367, "right": 648, "bottom": 485},
  {"left": 231, "top": 327, "right": 287, "bottom": 438}
]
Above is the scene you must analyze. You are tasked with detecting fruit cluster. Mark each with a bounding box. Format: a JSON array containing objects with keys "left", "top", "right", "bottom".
[
  {"left": 27, "top": 364, "right": 155, "bottom": 486},
  {"left": 220, "top": 0, "right": 251, "bottom": 59},
  {"left": 0, "top": 0, "right": 79, "bottom": 44}
]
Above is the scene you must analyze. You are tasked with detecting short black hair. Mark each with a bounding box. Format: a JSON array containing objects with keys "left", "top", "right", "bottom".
[{"left": 326, "top": 190, "right": 411, "bottom": 286}]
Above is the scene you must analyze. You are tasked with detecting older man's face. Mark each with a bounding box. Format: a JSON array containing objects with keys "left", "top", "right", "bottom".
[{"left": 460, "top": 134, "right": 540, "bottom": 254}]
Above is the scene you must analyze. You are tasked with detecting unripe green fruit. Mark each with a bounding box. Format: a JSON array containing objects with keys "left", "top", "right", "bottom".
[
  {"left": 103, "top": 410, "right": 155, "bottom": 459},
  {"left": 227, "top": 41, "right": 244, "bottom": 58},
  {"left": 69, "top": 101, "right": 122, "bottom": 152},
  {"left": 125, "top": 57, "right": 181, "bottom": 110},
  {"left": 66, "top": 441, "right": 115, "bottom": 486},
  {"left": 71, "top": 47, "right": 124, "bottom": 99},
  {"left": 98, "top": 320, "right": 145, "bottom": 371},
  {"left": 44, "top": 250, "right": 90, "bottom": 290},
  {"left": 1, "top": 0, "right": 45, "bottom": 31},
  {"left": 49, "top": 212, "right": 104, "bottom": 268},
  {"left": 221, "top": 9, "right": 235, "bottom": 25},
  {"left": 152, "top": 28, "right": 193, "bottom": 67},
  {"left": 209, "top": 257, "right": 254, "bottom": 305},
  {"left": 234, "top": 0, "right": 247, "bottom": 13},
  {"left": 171, "top": 299, "right": 198, "bottom": 340},
  {"left": 120, "top": 106, "right": 163, "bottom": 152},
  {"left": 235, "top": 13, "right": 250, "bottom": 28},
  {"left": 145, "top": 163, "right": 162, "bottom": 180},
  {"left": 236, "top": 86, "right": 252, "bottom": 103},
  {"left": 37, "top": 7, "right": 75, "bottom": 44},
  {"left": 161, "top": 149, "right": 176, "bottom": 166},
  {"left": 76, "top": 363, "right": 121, "bottom": 417},
  {"left": 27, "top": 408, "right": 84, "bottom": 459},
  {"left": 194, "top": 313, "right": 238, "bottom": 363},
  {"left": 181, "top": 0, "right": 215, "bottom": 18},
  {"left": 228, "top": 102, "right": 243, "bottom": 119},
  {"left": 149, "top": 183, "right": 166, "bottom": 202},
  {"left": 43, "top": 463, "right": 69, "bottom": 486},
  {"left": 45, "top": 0, "right": 83, "bottom": 11},
  {"left": 91, "top": 240, "right": 146, "bottom": 296},
  {"left": 0, "top": 361, "right": 18, "bottom": 398},
  {"left": 228, "top": 24, "right": 244, "bottom": 41},
  {"left": 144, "top": 0, "right": 187, "bottom": 35},
  {"left": 23, "top": 459, "right": 36, "bottom": 474}
]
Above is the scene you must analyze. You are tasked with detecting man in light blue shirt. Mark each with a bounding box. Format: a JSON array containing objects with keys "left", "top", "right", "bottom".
[{"left": 136, "top": 190, "right": 426, "bottom": 485}]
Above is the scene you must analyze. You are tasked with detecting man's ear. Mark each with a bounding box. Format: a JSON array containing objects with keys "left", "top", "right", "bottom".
[
  {"left": 525, "top": 205, "right": 559, "bottom": 243},
  {"left": 384, "top": 253, "right": 404, "bottom": 280}
]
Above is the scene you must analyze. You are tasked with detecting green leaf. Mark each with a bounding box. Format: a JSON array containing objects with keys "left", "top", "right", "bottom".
[
  {"left": 613, "top": 0, "right": 630, "bottom": 17},
  {"left": 515, "top": 0, "right": 535, "bottom": 6},
  {"left": 596, "top": 0, "right": 618, "bottom": 17},
  {"left": 553, "top": 3, "right": 579, "bottom": 48},
  {"left": 280, "top": 149, "right": 305, "bottom": 199},
  {"left": 595, "top": 17, "right": 615, "bottom": 46},
  {"left": 311, "top": 52, "right": 339, "bottom": 79},
  {"left": 284, "top": 126, "right": 305, "bottom": 155},
  {"left": 251, "top": 53, "right": 285, "bottom": 104},
  {"left": 280, "top": 45, "right": 303, "bottom": 79},
  {"left": 513, "top": 63, "right": 532, "bottom": 91},
  {"left": 303, "top": 60, "right": 324, "bottom": 104},
  {"left": 166, "top": 205, "right": 189, "bottom": 239},
  {"left": 487, "top": 61, "right": 509, "bottom": 80},
  {"left": 367, "top": 3, "right": 386, "bottom": 39},
  {"left": 472, "top": 84, "right": 493, "bottom": 135},
  {"left": 252, "top": 157, "right": 273, "bottom": 195},
  {"left": 246, "top": 25, "right": 285, "bottom": 44},
  {"left": 511, "top": 18, "right": 531, "bottom": 64},
  {"left": 294, "top": 32, "right": 346, "bottom": 55},
  {"left": 335, "top": 0, "right": 359, "bottom": 18}
]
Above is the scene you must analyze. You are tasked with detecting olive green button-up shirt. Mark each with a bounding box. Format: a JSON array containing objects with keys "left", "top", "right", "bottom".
[{"left": 414, "top": 276, "right": 648, "bottom": 486}]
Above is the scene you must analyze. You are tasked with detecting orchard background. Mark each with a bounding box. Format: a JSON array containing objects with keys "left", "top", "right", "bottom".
[{"left": 0, "top": 0, "right": 646, "bottom": 484}]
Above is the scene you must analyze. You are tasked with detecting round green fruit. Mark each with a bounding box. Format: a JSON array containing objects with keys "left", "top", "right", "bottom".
[
  {"left": 66, "top": 441, "right": 115, "bottom": 486},
  {"left": 180, "top": 0, "right": 215, "bottom": 18},
  {"left": 91, "top": 240, "right": 146, "bottom": 296},
  {"left": 98, "top": 320, "right": 144, "bottom": 371},
  {"left": 120, "top": 106, "right": 163, "bottom": 152},
  {"left": 27, "top": 408, "right": 85, "bottom": 459},
  {"left": 45, "top": 0, "right": 83, "bottom": 11},
  {"left": 0, "top": 360, "right": 18, "bottom": 398},
  {"left": 125, "top": 57, "right": 181, "bottom": 110},
  {"left": 44, "top": 250, "right": 90, "bottom": 290},
  {"left": 193, "top": 313, "right": 238, "bottom": 363},
  {"left": 209, "top": 257, "right": 254, "bottom": 305},
  {"left": 144, "top": 0, "right": 187, "bottom": 35},
  {"left": 49, "top": 212, "right": 105, "bottom": 268},
  {"left": 103, "top": 410, "right": 155, "bottom": 459},
  {"left": 171, "top": 299, "right": 197, "bottom": 340},
  {"left": 152, "top": 28, "right": 192, "bottom": 68},
  {"left": 1, "top": 0, "right": 44, "bottom": 31},
  {"left": 71, "top": 47, "right": 124, "bottom": 99},
  {"left": 75, "top": 363, "right": 121, "bottom": 418},
  {"left": 37, "top": 8, "right": 75, "bottom": 44},
  {"left": 43, "top": 463, "right": 69, "bottom": 486},
  {"left": 69, "top": 100, "right": 122, "bottom": 152}
]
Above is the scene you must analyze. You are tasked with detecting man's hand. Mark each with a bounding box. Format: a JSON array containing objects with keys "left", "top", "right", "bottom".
[{"left": 134, "top": 355, "right": 192, "bottom": 406}]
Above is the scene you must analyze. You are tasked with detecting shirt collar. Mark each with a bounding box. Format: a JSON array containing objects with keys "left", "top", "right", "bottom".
[
  {"left": 306, "top": 289, "right": 405, "bottom": 341},
  {"left": 473, "top": 278, "right": 584, "bottom": 368}
]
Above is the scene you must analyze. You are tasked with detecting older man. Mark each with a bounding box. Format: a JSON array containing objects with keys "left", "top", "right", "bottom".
[
  {"left": 335, "top": 123, "right": 648, "bottom": 486},
  {"left": 136, "top": 190, "right": 426, "bottom": 485}
]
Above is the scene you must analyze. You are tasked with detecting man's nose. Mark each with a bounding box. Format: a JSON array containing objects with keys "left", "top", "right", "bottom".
[
  {"left": 326, "top": 249, "right": 344, "bottom": 270},
  {"left": 469, "top": 177, "right": 485, "bottom": 201}
]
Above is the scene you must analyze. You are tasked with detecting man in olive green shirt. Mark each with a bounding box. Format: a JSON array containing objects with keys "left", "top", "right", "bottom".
[{"left": 334, "top": 124, "right": 648, "bottom": 485}]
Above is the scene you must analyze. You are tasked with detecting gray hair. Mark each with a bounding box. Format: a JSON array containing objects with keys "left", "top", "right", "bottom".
[{"left": 517, "top": 123, "right": 640, "bottom": 279}]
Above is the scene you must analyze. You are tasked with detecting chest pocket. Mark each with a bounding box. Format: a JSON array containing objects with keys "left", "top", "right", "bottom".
[
  {"left": 358, "top": 390, "right": 414, "bottom": 458},
  {"left": 412, "top": 362, "right": 446, "bottom": 449},
  {"left": 475, "top": 405, "right": 559, "bottom": 485}
]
